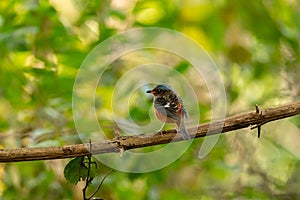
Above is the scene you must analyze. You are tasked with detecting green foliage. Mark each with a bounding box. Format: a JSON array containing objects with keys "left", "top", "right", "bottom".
[
  {"left": 0, "top": 0, "right": 300, "bottom": 199},
  {"left": 64, "top": 156, "right": 98, "bottom": 185}
]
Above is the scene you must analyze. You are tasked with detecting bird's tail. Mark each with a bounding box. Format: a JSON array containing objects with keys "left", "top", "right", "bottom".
[{"left": 177, "top": 120, "right": 191, "bottom": 140}]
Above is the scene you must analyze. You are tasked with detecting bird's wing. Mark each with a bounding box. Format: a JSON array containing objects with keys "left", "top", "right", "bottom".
[
  {"left": 154, "top": 97, "right": 180, "bottom": 121},
  {"left": 177, "top": 96, "right": 189, "bottom": 120}
]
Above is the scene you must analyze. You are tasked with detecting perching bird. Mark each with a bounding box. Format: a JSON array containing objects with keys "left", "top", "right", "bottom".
[{"left": 146, "top": 84, "right": 191, "bottom": 140}]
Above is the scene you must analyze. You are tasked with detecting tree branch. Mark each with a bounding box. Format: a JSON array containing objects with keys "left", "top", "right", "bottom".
[{"left": 1, "top": 101, "right": 300, "bottom": 162}]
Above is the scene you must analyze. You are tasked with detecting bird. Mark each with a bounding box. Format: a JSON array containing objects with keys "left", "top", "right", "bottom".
[{"left": 146, "top": 84, "right": 191, "bottom": 140}]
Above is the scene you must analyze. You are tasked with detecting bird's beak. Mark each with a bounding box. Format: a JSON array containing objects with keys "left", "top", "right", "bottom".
[{"left": 146, "top": 90, "right": 152, "bottom": 93}]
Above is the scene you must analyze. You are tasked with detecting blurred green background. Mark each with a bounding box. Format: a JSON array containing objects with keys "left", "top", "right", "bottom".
[{"left": 1, "top": 0, "right": 300, "bottom": 199}]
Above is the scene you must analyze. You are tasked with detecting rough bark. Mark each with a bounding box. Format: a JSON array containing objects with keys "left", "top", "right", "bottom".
[{"left": 0, "top": 101, "right": 299, "bottom": 162}]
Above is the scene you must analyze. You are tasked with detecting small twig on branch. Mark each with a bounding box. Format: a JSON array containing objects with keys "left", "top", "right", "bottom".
[
  {"left": 82, "top": 140, "right": 92, "bottom": 200},
  {"left": 0, "top": 101, "right": 300, "bottom": 162},
  {"left": 254, "top": 104, "right": 262, "bottom": 138}
]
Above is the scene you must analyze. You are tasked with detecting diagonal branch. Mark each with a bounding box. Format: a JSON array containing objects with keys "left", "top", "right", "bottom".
[{"left": 0, "top": 101, "right": 300, "bottom": 162}]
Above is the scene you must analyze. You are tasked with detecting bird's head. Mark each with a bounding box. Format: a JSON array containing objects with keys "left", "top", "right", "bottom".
[{"left": 146, "top": 84, "right": 173, "bottom": 97}]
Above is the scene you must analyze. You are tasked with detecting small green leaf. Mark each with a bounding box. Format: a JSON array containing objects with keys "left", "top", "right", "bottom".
[
  {"left": 64, "top": 156, "right": 99, "bottom": 185},
  {"left": 64, "top": 157, "right": 87, "bottom": 185},
  {"left": 89, "top": 160, "right": 98, "bottom": 181}
]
